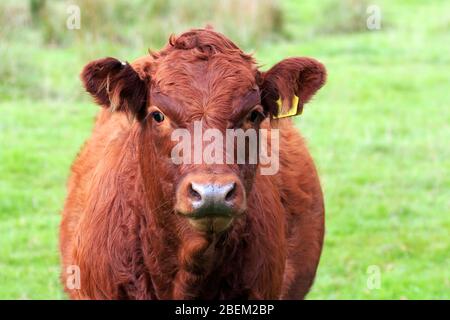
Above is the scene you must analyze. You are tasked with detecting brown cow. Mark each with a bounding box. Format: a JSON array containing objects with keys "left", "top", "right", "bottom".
[{"left": 60, "top": 28, "right": 326, "bottom": 299}]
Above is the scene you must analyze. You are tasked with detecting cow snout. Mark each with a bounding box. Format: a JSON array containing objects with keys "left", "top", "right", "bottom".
[
  {"left": 189, "top": 181, "right": 236, "bottom": 212},
  {"left": 175, "top": 174, "right": 246, "bottom": 233}
]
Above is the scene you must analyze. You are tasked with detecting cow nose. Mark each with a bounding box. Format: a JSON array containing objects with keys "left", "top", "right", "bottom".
[
  {"left": 189, "top": 182, "right": 237, "bottom": 213},
  {"left": 175, "top": 174, "right": 247, "bottom": 228}
]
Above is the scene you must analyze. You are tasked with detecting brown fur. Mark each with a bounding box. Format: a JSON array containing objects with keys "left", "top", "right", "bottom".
[{"left": 60, "top": 28, "right": 326, "bottom": 299}]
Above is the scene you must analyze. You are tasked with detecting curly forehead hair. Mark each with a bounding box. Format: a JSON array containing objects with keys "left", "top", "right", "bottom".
[{"left": 150, "top": 28, "right": 256, "bottom": 64}]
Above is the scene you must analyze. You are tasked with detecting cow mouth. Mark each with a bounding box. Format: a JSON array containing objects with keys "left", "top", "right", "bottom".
[
  {"left": 176, "top": 209, "right": 245, "bottom": 234},
  {"left": 176, "top": 210, "right": 239, "bottom": 233},
  {"left": 181, "top": 205, "right": 235, "bottom": 220},
  {"left": 186, "top": 215, "right": 235, "bottom": 234}
]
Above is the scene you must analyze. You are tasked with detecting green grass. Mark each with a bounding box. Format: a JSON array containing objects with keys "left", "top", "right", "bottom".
[{"left": 0, "top": 0, "right": 449, "bottom": 299}]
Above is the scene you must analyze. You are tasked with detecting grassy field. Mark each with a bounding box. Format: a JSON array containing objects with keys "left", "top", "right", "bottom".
[{"left": 0, "top": 0, "right": 449, "bottom": 299}]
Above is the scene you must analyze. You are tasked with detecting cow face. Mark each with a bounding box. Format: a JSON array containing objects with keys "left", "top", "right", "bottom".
[{"left": 81, "top": 29, "right": 326, "bottom": 234}]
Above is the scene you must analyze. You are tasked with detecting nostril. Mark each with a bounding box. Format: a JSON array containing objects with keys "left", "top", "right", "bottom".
[
  {"left": 188, "top": 183, "right": 202, "bottom": 202},
  {"left": 224, "top": 182, "right": 237, "bottom": 202}
]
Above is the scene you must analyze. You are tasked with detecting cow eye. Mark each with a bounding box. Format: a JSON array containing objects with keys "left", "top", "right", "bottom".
[
  {"left": 249, "top": 110, "right": 260, "bottom": 122},
  {"left": 151, "top": 111, "right": 165, "bottom": 123},
  {"left": 247, "top": 107, "right": 265, "bottom": 124}
]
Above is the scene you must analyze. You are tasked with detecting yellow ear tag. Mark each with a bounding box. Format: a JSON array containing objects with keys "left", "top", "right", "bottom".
[{"left": 272, "top": 95, "right": 301, "bottom": 119}]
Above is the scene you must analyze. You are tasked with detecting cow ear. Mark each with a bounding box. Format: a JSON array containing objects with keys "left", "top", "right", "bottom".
[
  {"left": 81, "top": 57, "right": 149, "bottom": 120},
  {"left": 259, "top": 57, "right": 326, "bottom": 118}
]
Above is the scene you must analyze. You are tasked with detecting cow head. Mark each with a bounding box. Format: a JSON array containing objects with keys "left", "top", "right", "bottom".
[{"left": 81, "top": 29, "right": 326, "bottom": 235}]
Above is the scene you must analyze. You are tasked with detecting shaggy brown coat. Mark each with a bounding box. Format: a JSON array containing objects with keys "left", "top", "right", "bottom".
[{"left": 60, "top": 28, "right": 326, "bottom": 299}]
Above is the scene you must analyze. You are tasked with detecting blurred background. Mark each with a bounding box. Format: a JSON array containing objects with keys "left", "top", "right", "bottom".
[{"left": 0, "top": 0, "right": 449, "bottom": 299}]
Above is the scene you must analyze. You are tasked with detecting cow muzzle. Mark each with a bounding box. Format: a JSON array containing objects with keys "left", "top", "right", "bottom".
[{"left": 175, "top": 173, "right": 246, "bottom": 233}]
